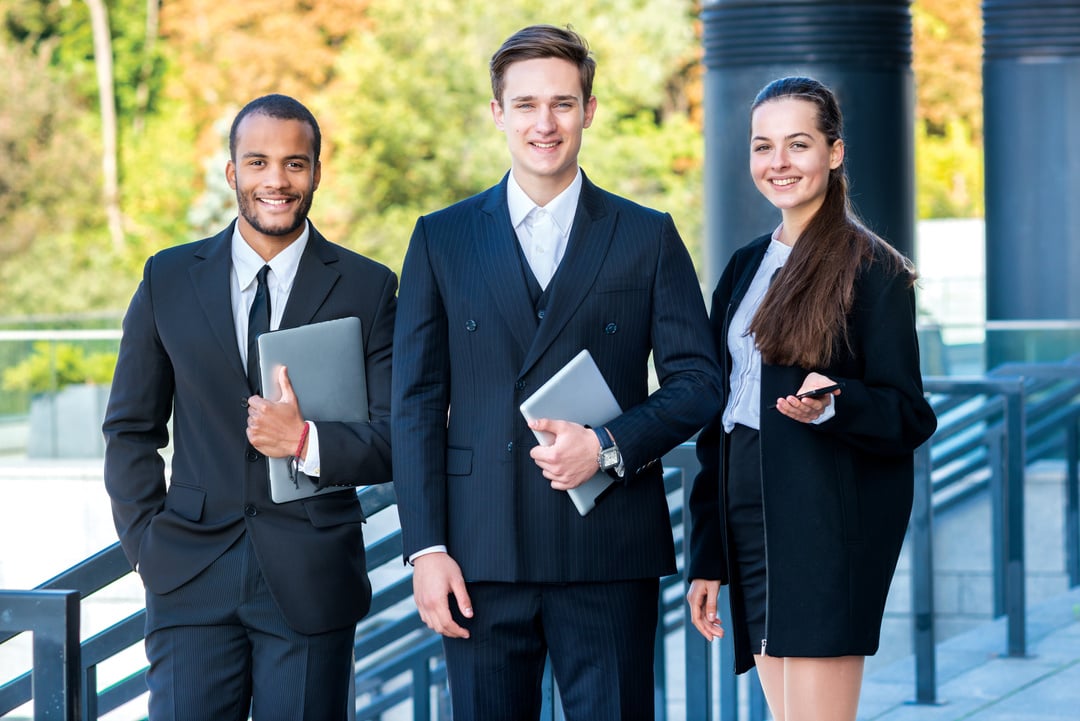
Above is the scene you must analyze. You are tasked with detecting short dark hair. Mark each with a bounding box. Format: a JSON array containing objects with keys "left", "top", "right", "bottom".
[
  {"left": 228, "top": 94, "right": 321, "bottom": 162},
  {"left": 490, "top": 25, "right": 596, "bottom": 106}
]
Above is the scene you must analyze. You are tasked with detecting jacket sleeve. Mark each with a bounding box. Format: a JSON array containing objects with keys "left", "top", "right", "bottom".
[
  {"left": 310, "top": 269, "right": 396, "bottom": 489},
  {"left": 686, "top": 257, "right": 740, "bottom": 583},
  {"left": 604, "top": 213, "right": 724, "bottom": 477},
  {"left": 391, "top": 217, "right": 452, "bottom": 559},
  {"left": 102, "top": 257, "right": 173, "bottom": 570},
  {"left": 813, "top": 264, "right": 937, "bottom": 455}
]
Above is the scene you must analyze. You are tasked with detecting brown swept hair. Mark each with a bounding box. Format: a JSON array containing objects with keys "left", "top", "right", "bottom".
[
  {"left": 748, "top": 77, "right": 917, "bottom": 369},
  {"left": 490, "top": 25, "right": 596, "bottom": 106}
]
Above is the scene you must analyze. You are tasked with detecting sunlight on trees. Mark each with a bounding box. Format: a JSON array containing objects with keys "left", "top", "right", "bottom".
[{"left": 0, "top": 0, "right": 983, "bottom": 317}]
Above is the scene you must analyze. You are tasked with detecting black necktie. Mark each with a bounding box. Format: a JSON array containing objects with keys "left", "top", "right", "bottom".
[{"left": 247, "top": 265, "right": 271, "bottom": 394}]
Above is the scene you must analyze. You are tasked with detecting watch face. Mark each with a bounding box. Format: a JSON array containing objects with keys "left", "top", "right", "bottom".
[{"left": 600, "top": 447, "right": 620, "bottom": 469}]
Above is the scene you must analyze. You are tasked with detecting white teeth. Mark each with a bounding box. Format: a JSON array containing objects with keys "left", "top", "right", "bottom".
[
  {"left": 533, "top": 142, "right": 558, "bottom": 149},
  {"left": 772, "top": 178, "right": 797, "bottom": 186},
  {"left": 261, "top": 198, "right": 289, "bottom": 205}
]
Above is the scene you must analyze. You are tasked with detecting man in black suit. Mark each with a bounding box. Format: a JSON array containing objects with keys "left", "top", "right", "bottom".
[
  {"left": 392, "top": 25, "right": 721, "bottom": 721},
  {"left": 103, "top": 94, "right": 396, "bottom": 720}
]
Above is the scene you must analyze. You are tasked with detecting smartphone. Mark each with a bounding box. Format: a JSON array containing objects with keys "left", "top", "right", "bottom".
[{"left": 794, "top": 383, "right": 841, "bottom": 399}]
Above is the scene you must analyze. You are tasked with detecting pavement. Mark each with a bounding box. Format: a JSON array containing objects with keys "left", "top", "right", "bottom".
[{"left": 859, "top": 584, "right": 1080, "bottom": 721}]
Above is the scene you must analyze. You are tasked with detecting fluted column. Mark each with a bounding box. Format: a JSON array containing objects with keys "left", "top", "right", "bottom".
[
  {"left": 983, "top": 0, "right": 1080, "bottom": 324},
  {"left": 701, "top": 0, "right": 915, "bottom": 289}
]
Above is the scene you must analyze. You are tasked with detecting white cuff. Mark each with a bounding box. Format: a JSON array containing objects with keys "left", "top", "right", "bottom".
[{"left": 408, "top": 545, "right": 448, "bottom": 565}]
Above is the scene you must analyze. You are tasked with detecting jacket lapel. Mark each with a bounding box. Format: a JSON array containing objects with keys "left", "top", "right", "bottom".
[
  {"left": 475, "top": 179, "right": 543, "bottom": 355},
  {"left": 190, "top": 223, "right": 248, "bottom": 384},
  {"left": 280, "top": 226, "right": 340, "bottom": 329},
  {"left": 520, "top": 175, "right": 613, "bottom": 376}
]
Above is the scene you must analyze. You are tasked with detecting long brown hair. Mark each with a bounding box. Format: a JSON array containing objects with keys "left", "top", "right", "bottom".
[{"left": 748, "top": 77, "right": 916, "bottom": 369}]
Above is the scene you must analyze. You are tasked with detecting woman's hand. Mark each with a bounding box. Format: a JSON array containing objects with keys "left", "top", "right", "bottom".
[
  {"left": 686, "top": 578, "right": 725, "bottom": 641},
  {"left": 774, "top": 371, "right": 840, "bottom": 424}
]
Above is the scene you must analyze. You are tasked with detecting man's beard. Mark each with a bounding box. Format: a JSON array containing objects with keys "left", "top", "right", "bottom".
[{"left": 236, "top": 188, "right": 314, "bottom": 238}]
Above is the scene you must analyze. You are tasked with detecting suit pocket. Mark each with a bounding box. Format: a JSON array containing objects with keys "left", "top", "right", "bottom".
[
  {"left": 164, "top": 483, "right": 205, "bottom": 522},
  {"left": 303, "top": 495, "right": 366, "bottom": 528},
  {"left": 446, "top": 446, "right": 473, "bottom": 476}
]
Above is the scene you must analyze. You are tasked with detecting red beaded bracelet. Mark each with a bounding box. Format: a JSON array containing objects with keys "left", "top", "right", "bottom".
[{"left": 294, "top": 422, "right": 310, "bottom": 460}]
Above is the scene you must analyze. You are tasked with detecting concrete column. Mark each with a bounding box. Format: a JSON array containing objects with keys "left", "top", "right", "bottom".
[
  {"left": 983, "top": 0, "right": 1080, "bottom": 324},
  {"left": 701, "top": 0, "right": 915, "bottom": 290}
]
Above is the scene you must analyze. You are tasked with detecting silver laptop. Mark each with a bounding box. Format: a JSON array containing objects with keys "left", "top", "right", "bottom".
[
  {"left": 257, "top": 316, "right": 368, "bottom": 503},
  {"left": 519, "top": 349, "right": 623, "bottom": 516}
]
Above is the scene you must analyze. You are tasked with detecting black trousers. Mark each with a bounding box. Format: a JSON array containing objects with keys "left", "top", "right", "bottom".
[
  {"left": 442, "top": 578, "right": 659, "bottom": 721},
  {"left": 143, "top": 534, "right": 355, "bottom": 721}
]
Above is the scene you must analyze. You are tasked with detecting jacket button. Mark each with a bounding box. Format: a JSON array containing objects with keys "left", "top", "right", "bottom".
[
  {"left": 246, "top": 450, "right": 259, "bottom": 462},
  {"left": 506, "top": 442, "right": 513, "bottom": 453},
  {"left": 537, "top": 309, "right": 546, "bottom": 320},
  {"left": 465, "top": 320, "right": 477, "bottom": 331},
  {"left": 244, "top": 504, "right": 257, "bottom": 517},
  {"left": 515, "top": 380, "right": 526, "bottom": 390},
  {"left": 604, "top": 322, "right": 617, "bottom": 334}
]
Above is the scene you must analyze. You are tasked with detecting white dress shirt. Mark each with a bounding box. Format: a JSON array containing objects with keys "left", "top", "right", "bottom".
[
  {"left": 723, "top": 226, "right": 836, "bottom": 432},
  {"left": 231, "top": 221, "right": 322, "bottom": 475},
  {"left": 506, "top": 169, "right": 581, "bottom": 289}
]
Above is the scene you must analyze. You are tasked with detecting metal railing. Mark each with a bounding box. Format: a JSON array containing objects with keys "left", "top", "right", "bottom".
[{"left": 2, "top": 359, "right": 1079, "bottom": 720}]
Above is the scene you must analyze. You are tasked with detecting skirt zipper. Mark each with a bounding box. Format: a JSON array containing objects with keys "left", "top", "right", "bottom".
[{"left": 759, "top": 424, "right": 769, "bottom": 658}]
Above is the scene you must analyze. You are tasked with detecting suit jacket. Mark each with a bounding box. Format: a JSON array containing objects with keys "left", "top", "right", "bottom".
[
  {"left": 687, "top": 232, "right": 938, "bottom": 672},
  {"left": 392, "top": 173, "right": 722, "bottom": 583},
  {"left": 103, "top": 222, "right": 396, "bottom": 635}
]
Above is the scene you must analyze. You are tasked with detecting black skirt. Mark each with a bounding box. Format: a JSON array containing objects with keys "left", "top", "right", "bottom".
[{"left": 726, "top": 423, "right": 767, "bottom": 653}]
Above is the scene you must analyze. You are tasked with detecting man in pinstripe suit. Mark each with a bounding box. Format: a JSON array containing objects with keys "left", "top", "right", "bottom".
[{"left": 392, "top": 25, "right": 721, "bottom": 721}]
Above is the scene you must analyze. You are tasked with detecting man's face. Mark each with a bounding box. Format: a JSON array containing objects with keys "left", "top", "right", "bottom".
[
  {"left": 226, "top": 113, "right": 321, "bottom": 256},
  {"left": 491, "top": 57, "right": 596, "bottom": 205}
]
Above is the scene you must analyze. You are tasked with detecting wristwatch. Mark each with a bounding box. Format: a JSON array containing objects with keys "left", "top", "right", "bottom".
[{"left": 593, "top": 426, "right": 625, "bottom": 479}]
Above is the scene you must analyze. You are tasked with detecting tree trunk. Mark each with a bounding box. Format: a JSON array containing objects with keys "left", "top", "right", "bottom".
[
  {"left": 133, "top": 0, "right": 161, "bottom": 135},
  {"left": 84, "top": 0, "right": 124, "bottom": 251}
]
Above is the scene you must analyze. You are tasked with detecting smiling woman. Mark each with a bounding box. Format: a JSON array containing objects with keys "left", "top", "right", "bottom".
[{"left": 687, "top": 75, "right": 937, "bottom": 721}]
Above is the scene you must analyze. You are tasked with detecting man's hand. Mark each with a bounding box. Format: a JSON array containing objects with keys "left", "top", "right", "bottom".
[
  {"left": 246, "top": 366, "right": 307, "bottom": 458},
  {"left": 412, "top": 553, "right": 473, "bottom": 638},
  {"left": 527, "top": 419, "right": 602, "bottom": 490},
  {"left": 686, "top": 578, "right": 724, "bottom": 641}
]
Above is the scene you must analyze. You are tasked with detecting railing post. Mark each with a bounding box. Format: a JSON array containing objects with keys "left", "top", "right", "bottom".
[
  {"left": 0, "top": 590, "right": 82, "bottom": 721},
  {"left": 989, "top": 429, "right": 1007, "bottom": 619},
  {"left": 1002, "top": 385, "right": 1027, "bottom": 657},
  {"left": 411, "top": 657, "right": 431, "bottom": 721},
  {"left": 910, "top": 442, "right": 938, "bottom": 704},
  {"left": 654, "top": 595, "right": 667, "bottom": 721},
  {"left": 681, "top": 463, "right": 712, "bottom": 721},
  {"left": 748, "top": 668, "right": 767, "bottom": 721},
  {"left": 1066, "top": 419, "right": 1080, "bottom": 587}
]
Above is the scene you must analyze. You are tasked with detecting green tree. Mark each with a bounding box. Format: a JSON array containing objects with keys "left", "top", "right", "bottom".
[
  {"left": 324, "top": 0, "right": 704, "bottom": 269},
  {"left": 912, "top": 0, "right": 983, "bottom": 218},
  {"left": 0, "top": 41, "right": 100, "bottom": 264}
]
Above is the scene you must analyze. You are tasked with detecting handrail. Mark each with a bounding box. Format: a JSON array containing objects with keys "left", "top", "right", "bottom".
[
  {"left": 0, "top": 590, "right": 81, "bottom": 721},
  {"left": 2, "top": 357, "right": 1079, "bottom": 719}
]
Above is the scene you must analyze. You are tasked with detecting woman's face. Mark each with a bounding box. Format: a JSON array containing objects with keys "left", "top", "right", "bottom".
[{"left": 749, "top": 97, "right": 844, "bottom": 228}]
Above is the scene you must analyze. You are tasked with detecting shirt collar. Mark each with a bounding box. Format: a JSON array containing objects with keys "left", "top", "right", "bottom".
[
  {"left": 506, "top": 169, "right": 583, "bottom": 237},
  {"left": 766, "top": 224, "right": 793, "bottom": 262},
  {"left": 230, "top": 220, "right": 311, "bottom": 290}
]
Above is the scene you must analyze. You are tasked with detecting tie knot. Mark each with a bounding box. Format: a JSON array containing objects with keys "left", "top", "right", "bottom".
[{"left": 256, "top": 264, "right": 271, "bottom": 285}]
